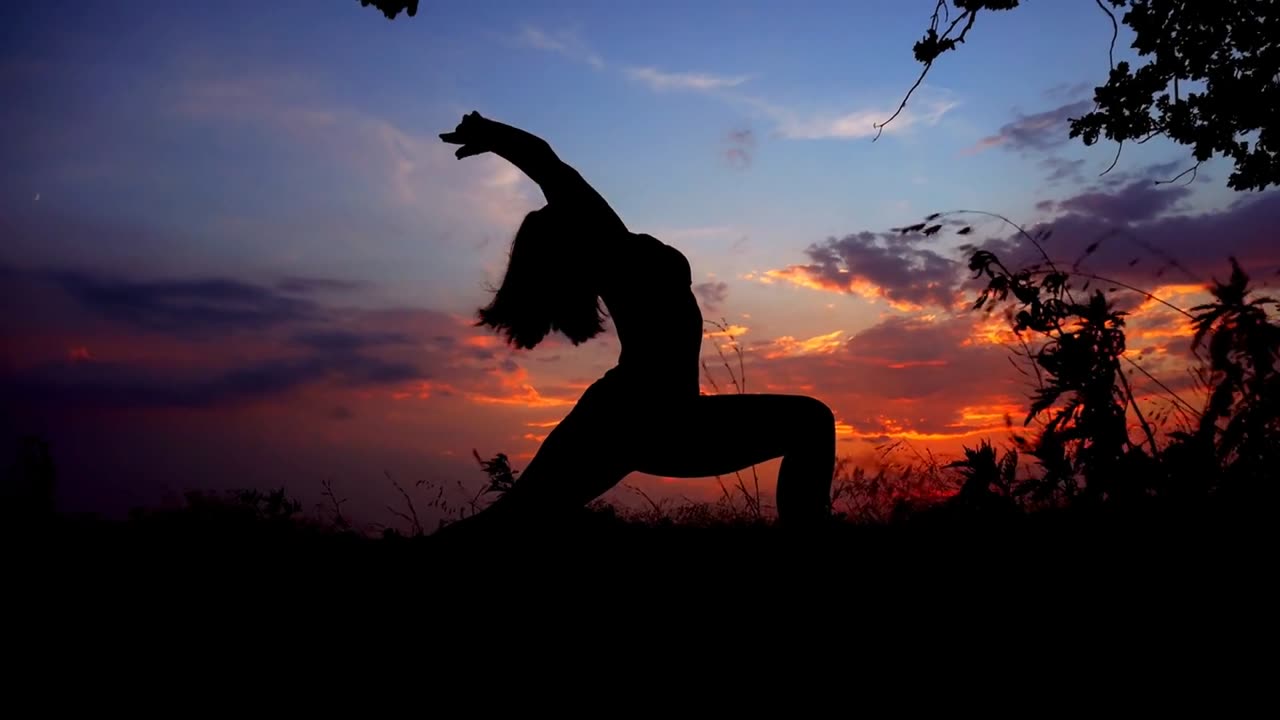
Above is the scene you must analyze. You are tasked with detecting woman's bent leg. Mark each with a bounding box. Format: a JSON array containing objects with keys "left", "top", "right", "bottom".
[{"left": 633, "top": 394, "right": 836, "bottom": 527}]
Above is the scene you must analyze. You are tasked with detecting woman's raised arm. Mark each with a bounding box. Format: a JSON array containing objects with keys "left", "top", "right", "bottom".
[{"left": 440, "top": 112, "right": 628, "bottom": 236}]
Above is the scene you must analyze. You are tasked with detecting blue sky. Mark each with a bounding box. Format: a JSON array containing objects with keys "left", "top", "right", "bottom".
[{"left": 4, "top": 0, "right": 1188, "bottom": 314}]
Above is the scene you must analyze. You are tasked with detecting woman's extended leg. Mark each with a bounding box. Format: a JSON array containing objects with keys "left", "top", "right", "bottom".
[
  {"left": 633, "top": 394, "right": 836, "bottom": 527},
  {"left": 433, "top": 388, "right": 633, "bottom": 538}
]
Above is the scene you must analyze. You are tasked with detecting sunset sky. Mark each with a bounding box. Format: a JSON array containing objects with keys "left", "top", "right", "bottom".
[{"left": 3, "top": 0, "right": 1276, "bottom": 526}]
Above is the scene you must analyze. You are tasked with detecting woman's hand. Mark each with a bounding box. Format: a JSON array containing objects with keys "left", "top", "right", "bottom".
[{"left": 439, "top": 111, "right": 491, "bottom": 159}]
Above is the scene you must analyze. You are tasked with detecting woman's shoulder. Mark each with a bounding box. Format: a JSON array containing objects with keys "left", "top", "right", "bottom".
[
  {"left": 606, "top": 231, "right": 660, "bottom": 258},
  {"left": 631, "top": 231, "right": 687, "bottom": 255},
  {"left": 625, "top": 233, "right": 691, "bottom": 284}
]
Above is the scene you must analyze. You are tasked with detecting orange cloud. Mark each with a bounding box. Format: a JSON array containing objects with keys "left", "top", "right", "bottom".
[
  {"left": 463, "top": 335, "right": 501, "bottom": 349},
  {"left": 413, "top": 380, "right": 456, "bottom": 399},
  {"left": 1132, "top": 284, "right": 1209, "bottom": 314},
  {"left": 963, "top": 315, "right": 1025, "bottom": 347},
  {"left": 754, "top": 267, "right": 925, "bottom": 312},
  {"left": 843, "top": 419, "right": 1011, "bottom": 443},
  {"left": 957, "top": 403, "right": 1023, "bottom": 423},
  {"left": 1128, "top": 319, "right": 1194, "bottom": 342},
  {"left": 835, "top": 419, "right": 857, "bottom": 442},
  {"left": 706, "top": 324, "right": 750, "bottom": 339},
  {"left": 468, "top": 366, "right": 576, "bottom": 408},
  {"left": 762, "top": 329, "right": 847, "bottom": 359},
  {"left": 756, "top": 266, "right": 838, "bottom": 292},
  {"left": 385, "top": 380, "right": 458, "bottom": 401},
  {"left": 1122, "top": 283, "right": 1204, "bottom": 347},
  {"left": 886, "top": 359, "right": 948, "bottom": 369}
]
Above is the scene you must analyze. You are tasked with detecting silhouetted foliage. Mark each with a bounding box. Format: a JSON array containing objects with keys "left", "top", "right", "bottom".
[
  {"left": 701, "top": 318, "right": 764, "bottom": 519},
  {"left": 946, "top": 440, "right": 1018, "bottom": 513},
  {"left": 1185, "top": 260, "right": 1280, "bottom": 497},
  {"left": 830, "top": 451, "right": 956, "bottom": 524},
  {"left": 3, "top": 436, "right": 56, "bottom": 523},
  {"left": 897, "top": 209, "right": 1280, "bottom": 511},
  {"left": 968, "top": 245, "right": 1153, "bottom": 504},
  {"left": 118, "top": 486, "right": 332, "bottom": 546},
  {"left": 358, "top": 0, "right": 418, "bottom": 20},
  {"left": 473, "top": 450, "right": 520, "bottom": 497},
  {"left": 890, "top": 0, "right": 1280, "bottom": 190}
]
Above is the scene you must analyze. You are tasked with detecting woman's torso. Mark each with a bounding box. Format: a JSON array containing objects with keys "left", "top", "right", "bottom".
[{"left": 597, "top": 233, "right": 703, "bottom": 397}]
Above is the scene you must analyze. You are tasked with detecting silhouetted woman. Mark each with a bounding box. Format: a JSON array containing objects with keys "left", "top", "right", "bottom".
[{"left": 438, "top": 112, "right": 835, "bottom": 535}]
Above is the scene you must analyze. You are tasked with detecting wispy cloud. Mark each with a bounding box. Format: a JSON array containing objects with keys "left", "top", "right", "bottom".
[
  {"left": 723, "top": 128, "right": 755, "bottom": 169},
  {"left": 1041, "top": 155, "right": 1087, "bottom": 185},
  {"left": 517, "top": 26, "right": 604, "bottom": 69},
  {"left": 651, "top": 225, "right": 738, "bottom": 242},
  {"left": 759, "top": 329, "right": 847, "bottom": 359},
  {"left": 693, "top": 280, "right": 729, "bottom": 312},
  {"left": 771, "top": 97, "right": 958, "bottom": 140},
  {"left": 965, "top": 99, "right": 1093, "bottom": 155},
  {"left": 514, "top": 27, "right": 951, "bottom": 147},
  {"left": 178, "top": 70, "right": 541, "bottom": 233},
  {"left": 625, "top": 66, "right": 750, "bottom": 92},
  {"left": 1044, "top": 80, "right": 1093, "bottom": 101}
]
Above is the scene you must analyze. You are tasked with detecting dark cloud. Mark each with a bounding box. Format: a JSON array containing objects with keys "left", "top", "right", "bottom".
[
  {"left": 723, "top": 128, "right": 755, "bottom": 169},
  {"left": 777, "top": 175, "right": 1259, "bottom": 314},
  {"left": 1142, "top": 159, "right": 1190, "bottom": 182},
  {"left": 1042, "top": 156, "right": 1086, "bottom": 185},
  {"left": 4, "top": 351, "right": 423, "bottom": 412},
  {"left": 980, "top": 188, "right": 1280, "bottom": 291},
  {"left": 1043, "top": 81, "right": 1093, "bottom": 101},
  {"left": 0, "top": 266, "right": 530, "bottom": 415},
  {"left": 1057, "top": 179, "right": 1192, "bottom": 224},
  {"left": 971, "top": 100, "right": 1093, "bottom": 154},
  {"left": 53, "top": 272, "right": 320, "bottom": 335},
  {"left": 1095, "top": 159, "right": 1209, "bottom": 190},
  {"left": 787, "top": 231, "right": 961, "bottom": 309},
  {"left": 693, "top": 280, "right": 729, "bottom": 312},
  {"left": 291, "top": 329, "right": 414, "bottom": 352},
  {"left": 275, "top": 276, "right": 364, "bottom": 294},
  {"left": 969, "top": 102, "right": 1198, "bottom": 188},
  {"left": 329, "top": 405, "right": 354, "bottom": 420},
  {"left": 846, "top": 315, "right": 965, "bottom": 369}
]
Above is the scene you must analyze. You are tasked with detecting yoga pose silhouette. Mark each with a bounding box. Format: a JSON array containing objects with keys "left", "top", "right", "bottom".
[{"left": 438, "top": 112, "right": 835, "bottom": 536}]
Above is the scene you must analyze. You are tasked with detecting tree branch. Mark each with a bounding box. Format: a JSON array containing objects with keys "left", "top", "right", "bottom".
[
  {"left": 875, "top": 8, "right": 978, "bottom": 141},
  {"left": 874, "top": 62, "right": 934, "bottom": 142},
  {"left": 1155, "top": 161, "right": 1202, "bottom": 186},
  {"left": 1095, "top": 0, "right": 1118, "bottom": 70},
  {"left": 1100, "top": 139, "right": 1124, "bottom": 176}
]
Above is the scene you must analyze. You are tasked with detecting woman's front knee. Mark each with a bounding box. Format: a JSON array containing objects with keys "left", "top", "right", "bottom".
[{"left": 791, "top": 395, "right": 835, "bottom": 434}]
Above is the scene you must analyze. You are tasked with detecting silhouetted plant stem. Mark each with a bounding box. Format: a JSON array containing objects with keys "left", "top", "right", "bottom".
[{"left": 1117, "top": 364, "right": 1160, "bottom": 457}]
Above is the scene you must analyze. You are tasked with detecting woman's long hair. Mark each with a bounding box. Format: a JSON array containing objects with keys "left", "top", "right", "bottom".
[{"left": 476, "top": 205, "right": 606, "bottom": 349}]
